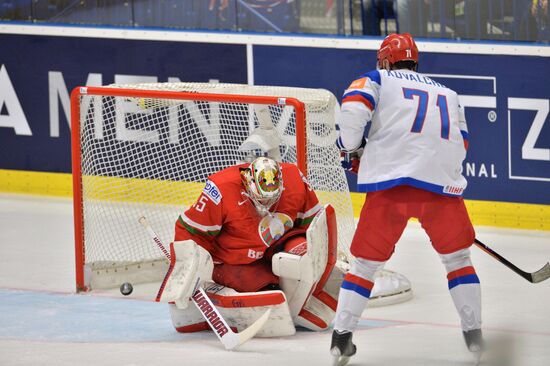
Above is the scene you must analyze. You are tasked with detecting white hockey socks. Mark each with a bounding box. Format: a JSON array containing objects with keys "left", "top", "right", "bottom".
[
  {"left": 333, "top": 258, "right": 386, "bottom": 332},
  {"left": 440, "top": 248, "right": 482, "bottom": 331}
]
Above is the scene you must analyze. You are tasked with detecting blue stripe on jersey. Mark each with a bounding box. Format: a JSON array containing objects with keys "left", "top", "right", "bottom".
[
  {"left": 460, "top": 130, "right": 469, "bottom": 141},
  {"left": 342, "top": 90, "right": 377, "bottom": 110},
  {"left": 341, "top": 280, "right": 372, "bottom": 298},
  {"left": 357, "top": 177, "right": 463, "bottom": 197},
  {"left": 336, "top": 136, "right": 345, "bottom": 150},
  {"left": 448, "top": 274, "right": 480, "bottom": 290},
  {"left": 361, "top": 70, "right": 381, "bottom": 85}
]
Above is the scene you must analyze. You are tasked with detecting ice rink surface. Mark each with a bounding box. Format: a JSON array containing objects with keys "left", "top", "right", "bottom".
[{"left": 0, "top": 193, "right": 549, "bottom": 366}]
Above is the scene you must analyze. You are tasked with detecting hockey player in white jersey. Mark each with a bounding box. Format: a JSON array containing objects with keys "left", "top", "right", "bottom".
[{"left": 330, "top": 33, "right": 483, "bottom": 365}]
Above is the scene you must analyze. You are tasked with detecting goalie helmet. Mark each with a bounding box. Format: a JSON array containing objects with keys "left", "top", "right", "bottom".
[
  {"left": 241, "top": 157, "right": 283, "bottom": 212},
  {"left": 377, "top": 33, "right": 418, "bottom": 69}
]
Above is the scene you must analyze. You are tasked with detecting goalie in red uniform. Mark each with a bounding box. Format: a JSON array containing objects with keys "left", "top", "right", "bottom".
[
  {"left": 158, "top": 156, "right": 345, "bottom": 336},
  {"left": 175, "top": 156, "right": 321, "bottom": 293}
]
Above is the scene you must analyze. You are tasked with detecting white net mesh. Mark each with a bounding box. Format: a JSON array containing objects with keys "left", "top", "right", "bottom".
[{"left": 76, "top": 83, "right": 354, "bottom": 289}]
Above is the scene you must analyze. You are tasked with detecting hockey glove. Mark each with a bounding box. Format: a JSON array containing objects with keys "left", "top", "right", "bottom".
[{"left": 337, "top": 138, "right": 366, "bottom": 175}]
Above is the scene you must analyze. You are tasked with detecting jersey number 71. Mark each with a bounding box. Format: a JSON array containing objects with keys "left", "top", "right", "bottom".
[{"left": 402, "top": 88, "right": 450, "bottom": 140}]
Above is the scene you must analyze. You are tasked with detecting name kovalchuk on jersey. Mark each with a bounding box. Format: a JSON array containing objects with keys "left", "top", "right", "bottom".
[{"left": 338, "top": 68, "right": 470, "bottom": 196}]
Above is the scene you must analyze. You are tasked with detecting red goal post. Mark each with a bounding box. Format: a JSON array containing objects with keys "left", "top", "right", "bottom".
[{"left": 71, "top": 83, "right": 354, "bottom": 293}]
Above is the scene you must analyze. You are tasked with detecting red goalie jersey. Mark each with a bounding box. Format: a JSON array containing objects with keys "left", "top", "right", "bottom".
[{"left": 174, "top": 162, "right": 322, "bottom": 265}]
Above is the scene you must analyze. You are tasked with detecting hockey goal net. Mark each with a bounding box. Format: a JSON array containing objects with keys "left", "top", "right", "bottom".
[{"left": 71, "top": 83, "right": 355, "bottom": 293}]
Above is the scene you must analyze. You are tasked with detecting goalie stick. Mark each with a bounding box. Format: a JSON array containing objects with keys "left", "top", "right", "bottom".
[
  {"left": 138, "top": 216, "right": 271, "bottom": 350},
  {"left": 474, "top": 238, "right": 550, "bottom": 284}
]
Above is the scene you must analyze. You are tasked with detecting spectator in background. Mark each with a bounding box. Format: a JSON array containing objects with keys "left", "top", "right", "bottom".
[
  {"left": 238, "top": 0, "right": 300, "bottom": 32},
  {"left": 453, "top": 0, "right": 489, "bottom": 40},
  {"left": 531, "top": 0, "right": 549, "bottom": 42},
  {"left": 209, "top": 0, "right": 229, "bottom": 19},
  {"left": 362, "top": 0, "right": 430, "bottom": 37}
]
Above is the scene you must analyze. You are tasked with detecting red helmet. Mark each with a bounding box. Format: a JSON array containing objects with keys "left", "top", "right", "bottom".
[{"left": 377, "top": 33, "right": 418, "bottom": 68}]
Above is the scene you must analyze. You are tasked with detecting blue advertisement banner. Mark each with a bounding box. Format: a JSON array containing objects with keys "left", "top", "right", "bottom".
[
  {"left": 0, "top": 34, "right": 247, "bottom": 172},
  {"left": 0, "top": 33, "right": 548, "bottom": 205}
]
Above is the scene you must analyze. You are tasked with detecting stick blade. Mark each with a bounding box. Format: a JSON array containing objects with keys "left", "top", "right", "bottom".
[
  {"left": 230, "top": 308, "right": 272, "bottom": 349},
  {"left": 531, "top": 262, "right": 550, "bottom": 283}
]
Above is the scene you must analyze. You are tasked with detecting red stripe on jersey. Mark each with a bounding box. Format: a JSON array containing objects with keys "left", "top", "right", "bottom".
[
  {"left": 447, "top": 266, "right": 477, "bottom": 281},
  {"left": 344, "top": 273, "right": 374, "bottom": 290},
  {"left": 343, "top": 94, "right": 374, "bottom": 110}
]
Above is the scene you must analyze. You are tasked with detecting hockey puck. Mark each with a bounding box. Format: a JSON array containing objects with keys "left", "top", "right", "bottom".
[{"left": 120, "top": 282, "right": 133, "bottom": 296}]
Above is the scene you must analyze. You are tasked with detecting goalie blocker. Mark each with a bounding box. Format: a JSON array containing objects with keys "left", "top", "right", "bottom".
[{"left": 163, "top": 205, "right": 412, "bottom": 336}]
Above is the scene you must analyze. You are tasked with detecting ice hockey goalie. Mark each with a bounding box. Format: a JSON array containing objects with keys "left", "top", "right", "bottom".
[{"left": 157, "top": 157, "right": 412, "bottom": 337}]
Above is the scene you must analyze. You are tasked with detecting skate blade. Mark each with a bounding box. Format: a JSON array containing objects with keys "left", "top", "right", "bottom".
[
  {"left": 473, "top": 352, "right": 482, "bottom": 365},
  {"left": 467, "top": 344, "right": 483, "bottom": 365},
  {"left": 331, "top": 349, "right": 351, "bottom": 366},
  {"left": 332, "top": 355, "right": 350, "bottom": 366}
]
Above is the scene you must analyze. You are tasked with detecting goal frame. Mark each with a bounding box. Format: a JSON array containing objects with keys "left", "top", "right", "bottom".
[{"left": 70, "top": 86, "right": 308, "bottom": 292}]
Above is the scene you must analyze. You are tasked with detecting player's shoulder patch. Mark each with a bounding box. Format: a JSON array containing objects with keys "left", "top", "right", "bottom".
[
  {"left": 348, "top": 70, "right": 381, "bottom": 90},
  {"left": 203, "top": 179, "right": 222, "bottom": 205},
  {"left": 348, "top": 77, "right": 368, "bottom": 90}
]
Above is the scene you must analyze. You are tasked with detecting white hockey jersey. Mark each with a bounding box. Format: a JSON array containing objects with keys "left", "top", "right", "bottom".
[{"left": 338, "top": 69, "right": 469, "bottom": 196}]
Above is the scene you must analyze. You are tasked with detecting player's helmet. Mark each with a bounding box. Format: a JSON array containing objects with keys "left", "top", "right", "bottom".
[
  {"left": 377, "top": 33, "right": 418, "bottom": 69},
  {"left": 241, "top": 157, "right": 283, "bottom": 211}
]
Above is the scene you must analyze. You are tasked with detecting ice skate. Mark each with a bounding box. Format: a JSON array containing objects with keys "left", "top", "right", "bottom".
[
  {"left": 330, "top": 330, "right": 356, "bottom": 366},
  {"left": 463, "top": 329, "right": 484, "bottom": 365}
]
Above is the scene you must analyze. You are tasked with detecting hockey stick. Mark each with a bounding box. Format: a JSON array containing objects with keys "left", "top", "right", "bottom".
[
  {"left": 474, "top": 238, "right": 550, "bottom": 284},
  {"left": 138, "top": 216, "right": 271, "bottom": 350}
]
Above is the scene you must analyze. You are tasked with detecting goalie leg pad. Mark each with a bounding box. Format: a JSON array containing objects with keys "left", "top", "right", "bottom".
[
  {"left": 272, "top": 252, "right": 316, "bottom": 318},
  {"left": 274, "top": 204, "right": 337, "bottom": 322},
  {"left": 367, "top": 269, "right": 413, "bottom": 307},
  {"left": 272, "top": 252, "right": 310, "bottom": 280},
  {"left": 295, "top": 265, "right": 343, "bottom": 331},
  {"left": 295, "top": 293, "right": 336, "bottom": 331},
  {"left": 169, "top": 281, "right": 296, "bottom": 337},
  {"left": 157, "top": 240, "right": 213, "bottom": 309},
  {"left": 169, "top": 303, "right": 210, "bottom": 333}
]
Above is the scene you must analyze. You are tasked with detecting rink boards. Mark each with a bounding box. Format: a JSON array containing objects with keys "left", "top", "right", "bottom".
[
  {"left": 1, "top": 168, "right": 548, "bottom": 230},
  {"left": 0, "top": 24, "right": 548, "bottom": 230}
]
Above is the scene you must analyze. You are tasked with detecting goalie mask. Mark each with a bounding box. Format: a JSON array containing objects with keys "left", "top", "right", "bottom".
[{"left": 241, "top": 157, "right": 283, "bottom": 212}]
